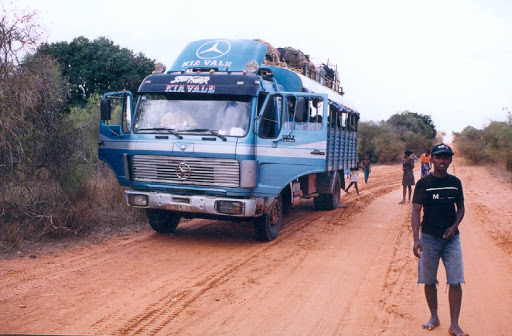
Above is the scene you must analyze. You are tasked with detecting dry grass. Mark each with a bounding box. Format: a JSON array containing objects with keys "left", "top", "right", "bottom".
[{"left": 0, "top": 163, "right": 147, "bottom": 255}]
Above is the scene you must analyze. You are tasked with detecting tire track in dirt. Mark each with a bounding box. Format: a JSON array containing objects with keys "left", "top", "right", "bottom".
[
  {"left": 456, "top": 162, "right": 512, "bottom": 257},
  {"left": 0, "top": 234, "right": 151, "bottom": 304},
  {"left": 329, "top": 173, "right": 415, "bottom": 335},
  {"left": 90, "top": 169, "right": 404, "bottom": 335},
  {"left": 376, "top": 210, "right": 417, "bottom": 334},
  {"left": 91, "top": 237, "right": 292, "bottom": 335},
  {"left": 90, "top": 206, "right": 334, "bottom": 335},
  {"left": 469, "top": 201, "right": 512, "bottom": 256}
]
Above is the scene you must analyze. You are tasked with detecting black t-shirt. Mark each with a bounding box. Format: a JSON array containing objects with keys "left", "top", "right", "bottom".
[{"left": 412, "top": 174, "right": 464, "bottom": 238}]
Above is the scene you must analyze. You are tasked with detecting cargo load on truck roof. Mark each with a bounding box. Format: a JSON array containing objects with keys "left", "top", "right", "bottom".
[{"left": 255, "top": 39, "right": 343, "bottom": 95}]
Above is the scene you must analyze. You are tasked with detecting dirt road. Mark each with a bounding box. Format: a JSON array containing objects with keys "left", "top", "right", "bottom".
[{"left": 2, "top": 158, "right": 512, "bottom": 335}]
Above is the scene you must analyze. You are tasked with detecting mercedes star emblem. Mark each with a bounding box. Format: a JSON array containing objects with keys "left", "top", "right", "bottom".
[
  {"left": 196, "top": 40, "right": 231, "bottom": 60},
  {"left": 176, "top": 162, "right": 192, "bottom": 180}
]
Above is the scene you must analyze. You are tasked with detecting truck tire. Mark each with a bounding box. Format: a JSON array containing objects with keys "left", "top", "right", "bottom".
[
  {"left": 314, "top": 173, "right": 341, "bottom": 210},
  {"left": 254, "top": 195, "right": 282, "bottom": 241},
  {"left": 146, "top": 209, "right": 182, "bottom": 233}
]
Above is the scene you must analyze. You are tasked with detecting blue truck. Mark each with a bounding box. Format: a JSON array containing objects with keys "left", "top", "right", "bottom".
[{"left": 99, "top": 39, "right": 359, "bottom": 241}]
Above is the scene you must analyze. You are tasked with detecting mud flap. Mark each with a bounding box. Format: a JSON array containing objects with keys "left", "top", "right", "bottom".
[{"left": 316, "top": 171, "right": 338, "bottom": 194}]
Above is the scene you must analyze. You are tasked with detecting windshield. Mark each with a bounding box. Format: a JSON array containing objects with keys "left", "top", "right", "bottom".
[{"left": 133, "top": 94, "right": 252, "bottom": 136}]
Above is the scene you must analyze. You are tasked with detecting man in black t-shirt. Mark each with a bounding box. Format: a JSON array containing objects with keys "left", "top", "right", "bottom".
[{"left": 411, "top": 143, "right": 468, "bottom": 336}]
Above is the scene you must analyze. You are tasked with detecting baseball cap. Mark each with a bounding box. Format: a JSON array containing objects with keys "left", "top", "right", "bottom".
[{"left": 431, "top": 143, "right": 454, "bottom": 156}]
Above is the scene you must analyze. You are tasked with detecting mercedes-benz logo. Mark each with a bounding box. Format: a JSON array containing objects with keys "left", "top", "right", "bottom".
[
  {"left": 196, "top": 40, "right": 231, "bottom": 60},
  {"left": 175, "top": 162, "right": 192, "bottom": 180}
]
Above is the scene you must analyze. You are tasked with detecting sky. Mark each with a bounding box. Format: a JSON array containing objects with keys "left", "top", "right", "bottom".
[{"left": 7, "top": 0, "right": 512, "bottom": 140}]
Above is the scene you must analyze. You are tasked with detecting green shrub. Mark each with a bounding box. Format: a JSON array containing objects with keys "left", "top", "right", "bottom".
[
  {"left": 358, "top": 111, "right": 437, "bottom": 163},
  {"left": 454, "top": 120, "right": 512, "bottom": 173}
]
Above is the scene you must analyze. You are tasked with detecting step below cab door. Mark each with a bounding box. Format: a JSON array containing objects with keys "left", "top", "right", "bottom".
[
  {"left": 255, "top": 93, "right": 327, "bottom": 194},
  {"left": 98, "top": 91, "right": 134, "bottom": 186}
]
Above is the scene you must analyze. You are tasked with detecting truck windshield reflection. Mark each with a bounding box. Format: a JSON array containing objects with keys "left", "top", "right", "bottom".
[{"left": 134, "top": 94, "right": 251, "bottom": 137}]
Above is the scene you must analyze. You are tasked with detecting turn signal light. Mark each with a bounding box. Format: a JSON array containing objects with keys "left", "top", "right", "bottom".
[
  {"left": 216, "top": 201, "right": 243, "bottom": 215},
  {"left": 128, "top": 194, "right": 148, "bottom": 207}
]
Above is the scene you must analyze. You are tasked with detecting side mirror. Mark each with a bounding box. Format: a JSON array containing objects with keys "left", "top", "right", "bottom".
[{"left": 100, "top": 98, "right": 111, "bottom": 121}]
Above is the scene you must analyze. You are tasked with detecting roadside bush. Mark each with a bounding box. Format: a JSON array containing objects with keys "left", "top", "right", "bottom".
[
  {"left": 358, "top": 111, "right": 438, "bottom": 164},
  {"left": 373, "top": 125, "right": 404, "bottom": 163},
  {"left": 1, "top": 8, "right": 148, "bottom": 247},
  {"left": 0, "top": 58, "right": 89, "bottom": 242},
  {"left": 454, "top": 119, "right": 512, "bottom": 172},
  {"left": 358, "top": 121, "right": 381, "bottom": 161},
  {"left": 453, "top": 126, "right": 485, "bottom": 163}
]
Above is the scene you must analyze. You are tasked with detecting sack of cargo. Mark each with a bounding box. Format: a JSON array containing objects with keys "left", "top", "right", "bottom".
[{"left": 282, "top": 47, "right": 308, "bottom": 64}]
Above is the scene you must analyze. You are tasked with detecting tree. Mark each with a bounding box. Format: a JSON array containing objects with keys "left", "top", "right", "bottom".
[
  {"left": 387, "top": 111, "right": 437, "bottom": 139},
  {"left": 0, "top": 6, "right": 41, "bottom": 75},
  {"left": 38, "top": 36, "right": 155, "bottom": 104},
  {"left": 387, "top": 111, "right": 437, "bottom": 154},
  {"left": 0, "top": 7, "right": 86, "bottom": 242},
  {"left": 0, "top": 7, "right": 65, "bottom": 176},
  {"left": 358, "top": 121, "right": 379, "bottom": 155},
  {"left": 453, "top": 126, "right": 485, "bottom": 164}
]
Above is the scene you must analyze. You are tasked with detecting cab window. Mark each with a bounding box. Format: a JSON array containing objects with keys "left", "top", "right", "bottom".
[
  {"left": 258, "top": 95, "right": 283, "bottom": 138},
  {"left": 286, "top": 96, "right": 323, "bottom": 131}
]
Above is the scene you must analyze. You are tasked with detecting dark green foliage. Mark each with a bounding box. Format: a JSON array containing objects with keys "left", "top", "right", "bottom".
[
  {"left": 386, "top": 111, "right": 437, "bottom": 155},
  {"left": 387, "top": 111, "right": 437, "bottom": 139},
  {"left": 358, "top": 111, "right": 438, "bottom": 163},
  {"left": 454, "top": 116, "right": 512, "bottom": 172},
  {"left": 38, "top": 36, "right": 154, "bottom": 104}
]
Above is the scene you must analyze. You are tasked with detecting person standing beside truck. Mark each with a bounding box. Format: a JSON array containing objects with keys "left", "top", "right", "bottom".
[
  {"left": 360, "top": 155, "right": 371, "bottom": 184},
  {"left": 400, "top": 150, "right": 415, "bottom": 204},
  {"left": 411, "top": 143, "right": 468, "bottom": 336}
]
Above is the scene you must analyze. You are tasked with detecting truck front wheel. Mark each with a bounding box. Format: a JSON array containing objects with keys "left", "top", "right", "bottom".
[
  {"left": 146, "top": 209, "right": 182, "bottom": 233},
  {"left": 254, "top": 195, "right": 282, "bottom": 241}
]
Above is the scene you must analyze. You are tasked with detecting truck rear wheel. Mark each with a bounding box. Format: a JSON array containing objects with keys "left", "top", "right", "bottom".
[
  {"left": 314, "top": 173, "right": 341, "bottom": 210},
  {"left": 146, "top": 209, "right": 182, "bottom": 233},
  {"left": 254, "top": 195, "right": 282, "bottom": 241}
]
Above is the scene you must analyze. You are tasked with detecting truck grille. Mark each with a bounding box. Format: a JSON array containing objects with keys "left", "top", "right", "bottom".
[{"left": 132, "top": 155, "right": 240, "bottom": 188}]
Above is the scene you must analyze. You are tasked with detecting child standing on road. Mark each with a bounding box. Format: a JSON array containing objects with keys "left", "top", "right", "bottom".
[{"left": 345, "top": 167, "right": 360, "bottom": 196}]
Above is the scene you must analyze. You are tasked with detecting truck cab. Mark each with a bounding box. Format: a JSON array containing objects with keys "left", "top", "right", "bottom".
[{"left": 99, "top": 39, "right": 359, "bottom": 241}]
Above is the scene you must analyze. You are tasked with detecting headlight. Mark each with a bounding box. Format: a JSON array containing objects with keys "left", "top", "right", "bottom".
[{"left": 246, "top": 60, "right": 259, "bottom": 73}]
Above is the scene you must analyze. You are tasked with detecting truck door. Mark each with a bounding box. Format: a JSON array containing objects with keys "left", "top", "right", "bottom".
[
  {"left": 98, "top": 91, "right": 134, "bottom": 186},
  {"left": 255, "top": 93, "right": 327, "bottom": 194}
]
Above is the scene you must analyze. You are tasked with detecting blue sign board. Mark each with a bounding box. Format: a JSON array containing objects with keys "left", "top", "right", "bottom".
[{"left": 168, "top": 39, "right": 267, "bottom": 72}]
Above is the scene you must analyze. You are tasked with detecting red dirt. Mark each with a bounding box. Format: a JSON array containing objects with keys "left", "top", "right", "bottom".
[{"left": 1, "top": 158, "right": 511, "bottom": 335}]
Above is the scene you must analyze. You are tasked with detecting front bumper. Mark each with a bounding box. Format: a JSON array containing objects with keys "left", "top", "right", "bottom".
[{"left": 125, "top": 190, "right": 264, "bottom": 217}]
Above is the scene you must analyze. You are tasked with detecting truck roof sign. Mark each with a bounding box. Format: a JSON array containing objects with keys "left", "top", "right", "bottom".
[{"left": 168, "top": 39, "right": 267, "bottom": 72}]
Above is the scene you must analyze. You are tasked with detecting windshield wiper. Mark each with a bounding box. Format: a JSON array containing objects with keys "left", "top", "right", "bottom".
[
  {"left": 137, "top": 128, "right": 183, "bottom": 139},
  {"left": 179, "top": 128, "right": 227, "bottom": 141},
  {"left": 208, "top": 130, "right": 227, "bottom": 141},
  {"left": 179, "top": 128, "right": 209, "bottom": 132}
]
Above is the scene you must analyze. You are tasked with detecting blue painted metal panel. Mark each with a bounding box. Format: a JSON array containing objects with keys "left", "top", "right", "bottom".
[
  {"left": 254, "top": 93, "right": 329, "bottom": 197},
  {"left": 169, "top": 39, "right": 267, "bottom": 72},
  {"left": 267, "top": 66, "right": 303, "bottom": 92},
  {"left": 98, "top": 91, "right": 134, "bottom": 186}
]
